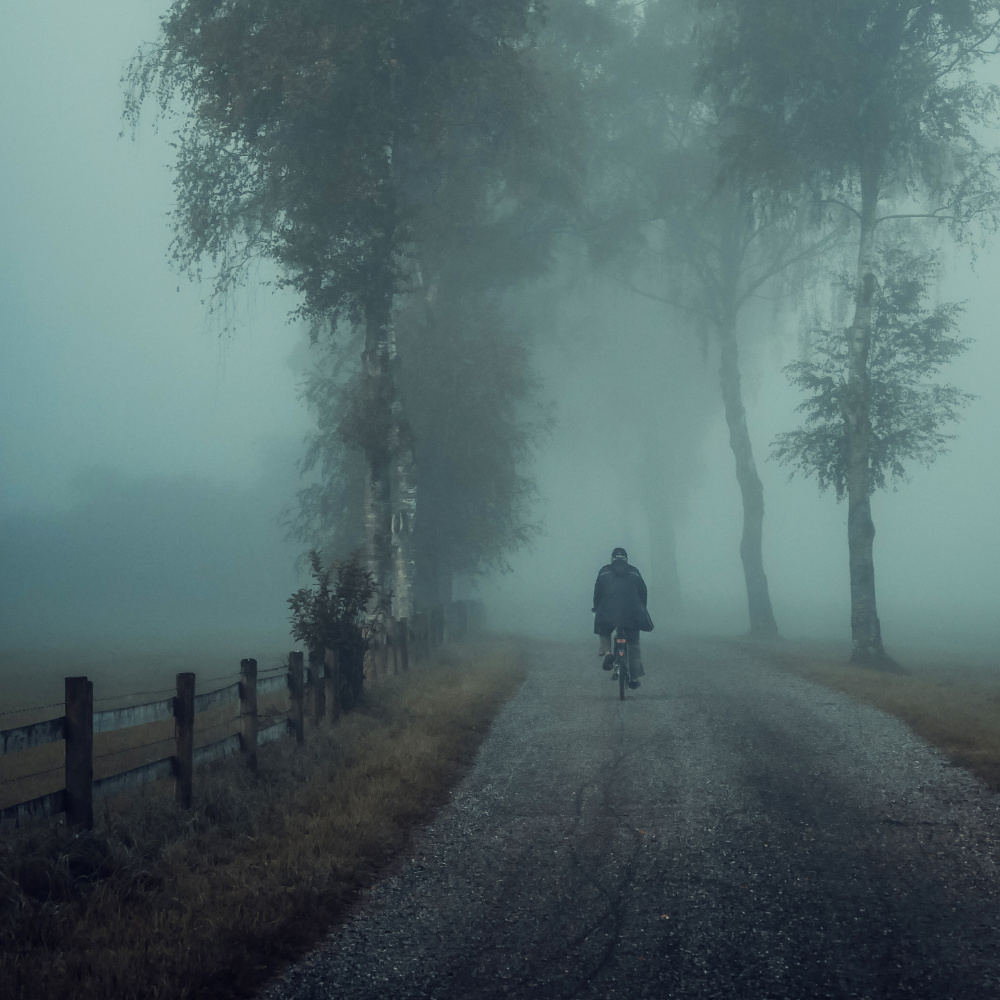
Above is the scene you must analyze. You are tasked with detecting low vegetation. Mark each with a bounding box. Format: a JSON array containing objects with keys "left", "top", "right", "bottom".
[
  {"left": 1, "top": 641, "right": 524, "bottom": 1000},
  {"left": 735, "top": 637, "right": 1000, "bottom": 790}
]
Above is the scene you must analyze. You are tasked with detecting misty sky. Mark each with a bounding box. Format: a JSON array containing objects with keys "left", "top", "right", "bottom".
[
  {"left": 2, "top": 2, "right": 998, "bottom": 655},
  {"left": 1, "top": 1, "right": 313, "bottom": 648}
]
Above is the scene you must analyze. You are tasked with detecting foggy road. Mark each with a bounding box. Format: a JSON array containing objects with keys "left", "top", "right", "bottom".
[{"left": 259, "top": 640, "right": 1000, "bottom": 1000}]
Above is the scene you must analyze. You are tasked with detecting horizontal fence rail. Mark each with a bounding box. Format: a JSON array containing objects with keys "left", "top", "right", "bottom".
[
  {"left": 0, "top": 605, "right": 466, "bottom": 831},
  {"left": 193, "top": 734, "right": 242, "bottom": 770},
  {"left": 1, "top": 717, "right": 67, "bottom": 756},
  {"left": 3, "top": 789, "right": 67, "bottom": 828},
  {"left": 257, "top": 674, "right": 288, "bottom": 697},
  {"left": 94, "top": 697, "right": 175, "bottom": 735},
  {"left": 194, "top": 682, "right": 241, "bottom": 716},
  {"left": 259, "top": 720, "right": 289, "bottom": 746},
  {"left": 93, "top": 757, "right": 175, "bottom": 802}
]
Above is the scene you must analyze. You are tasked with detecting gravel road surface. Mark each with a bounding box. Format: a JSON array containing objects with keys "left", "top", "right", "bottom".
[{"left": 259, "top": 639, "right": 1000, "bottom": 999}]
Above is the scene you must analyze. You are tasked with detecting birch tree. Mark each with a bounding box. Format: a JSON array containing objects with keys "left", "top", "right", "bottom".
[
  {"left": 291, "top": 287, "right": 552, "bottom": 611},
  {"left": 702, "top": 0, "right": 1000, "bottom": 664},
  {"left": 773, "top": 246, "right": 975, "bottom": 499},
  {"left": 124, "top": 0, "right": 553, "bottom": 613},
  {"left": 283, "top": 21, "right": 578, "bottom": 609}
]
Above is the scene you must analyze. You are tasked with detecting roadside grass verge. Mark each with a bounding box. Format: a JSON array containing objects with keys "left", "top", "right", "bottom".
[
  {"left": 730, "top": 637, "right": 1000, "bottom": 791},
  {"left": 1, "top": 639, "right": 525, "bottom": 1000}
]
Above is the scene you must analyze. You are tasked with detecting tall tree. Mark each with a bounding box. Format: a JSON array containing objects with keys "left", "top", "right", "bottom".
[
  {"left": 550, "top": 0, "right": 839, "bottom": 636},
  {"left": 125, "top": 0, "right": 554, "bottom": 613},
  {"left": 702, "top": 0, "right": 1000, "bottom": 663},
  {"left": 285, "top": 22, "right": 579, "bottom": 606}
]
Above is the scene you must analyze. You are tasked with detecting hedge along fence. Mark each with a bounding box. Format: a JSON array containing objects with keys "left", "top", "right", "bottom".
[{"left": 0, "top": 607, "right": 468, "bottom": 832}]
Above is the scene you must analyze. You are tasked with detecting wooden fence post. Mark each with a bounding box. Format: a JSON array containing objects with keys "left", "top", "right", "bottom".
[
  {"left": 376, "top": 627, "right": 388, "bottom": 681},
  {"left": 432, "top": 604, "right": 445, "bottom": 647},
  {"left": 452, "top": 601, "right": 468, "bottom": 640},
  {"left": 398, "top": 616, "right": 409, "bottom": 672},
  {"left": 288, "top": 651, "right": 304, "bottom": 744},
  {"left": 414, "top": 612, "right": 428, "bottom": 663},
  {"left": 240, "top": 658, "right": 258, "bottom": 771},
  {"left": 385, "top": 618, "right": 396, "bottom": 675},
  {"left": 324, "top": 647, "right": 340, "bottom": 724},
  {"left": 64, "top": 676, "right": 93, "bottom": 830},
  {"left": 308, "top": 649, "right": 325, "bottom": 724},
  {"left": 174, "top": 672, "right": 195, "bottom": 809},
  {"left": 409, "top": 613, "right": 421, "bottom": 664}
]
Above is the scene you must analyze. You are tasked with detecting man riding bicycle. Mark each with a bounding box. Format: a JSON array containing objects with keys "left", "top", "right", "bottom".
[{"left": 592, "top": 547, "right": 654, "bottom": 689}]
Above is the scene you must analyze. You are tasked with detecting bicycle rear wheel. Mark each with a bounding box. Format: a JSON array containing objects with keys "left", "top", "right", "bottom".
[{"left": 619, "top": 647, "right": 627, "bottom": 701}]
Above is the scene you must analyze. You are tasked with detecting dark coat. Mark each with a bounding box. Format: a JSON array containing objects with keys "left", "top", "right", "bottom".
[{"left": 593, "top": 560, "right": 654, "bottom": 634}]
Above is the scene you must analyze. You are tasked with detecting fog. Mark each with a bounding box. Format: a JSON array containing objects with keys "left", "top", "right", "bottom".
[
  {"left": 481, "top": 255, "right": 1000, "bottom": 654},
  {"left": 0, "top": 1, "right": 311, "bottom": 652},
  {"left": 2, "top": 0, "right": 999, "bottom": 671}
]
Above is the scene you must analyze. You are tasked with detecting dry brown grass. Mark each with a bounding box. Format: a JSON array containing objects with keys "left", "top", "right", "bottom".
[
  {"left": 0, "top": 639, "right": 525, "bottom": 1000},
  {"left": 730, "top": 636, "right": 1000, "bottom": 791}
]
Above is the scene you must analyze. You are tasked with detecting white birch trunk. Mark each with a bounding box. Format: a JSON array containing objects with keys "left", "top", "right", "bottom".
[
  {"left": 361, "top": 344, "right": 394, "bottom": 595},
  {"left": 391, "top": 424, "right": 417, "bottom": 620}
]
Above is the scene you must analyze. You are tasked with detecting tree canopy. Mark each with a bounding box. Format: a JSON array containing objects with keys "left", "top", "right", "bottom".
[
  {"left": 773, "top": 245, "right": 975, "bottom": 498},
  {"left": 701, "top": 0, "right": 1000, "bottom": 225},
  {"left": 125, "top": 0, "right": 558, "bottom": 333},
  {"left": 127, "top": 0, "right": 576, "bottom": 609}
]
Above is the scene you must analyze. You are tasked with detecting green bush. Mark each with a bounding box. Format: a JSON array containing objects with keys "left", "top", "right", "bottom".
[{"left": 288, "top": 550, "right": 387, "bottom": 709}]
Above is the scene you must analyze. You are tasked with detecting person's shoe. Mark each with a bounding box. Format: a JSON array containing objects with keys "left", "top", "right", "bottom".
[
  {"left": 611, "top": 667, "right": 619, "bottom": 680},
  {"left": 602, "top": 654, "right": 614, "bottom": 671},
  {"left": 627, "top": 679, "right": 640, "bottom": 689}
]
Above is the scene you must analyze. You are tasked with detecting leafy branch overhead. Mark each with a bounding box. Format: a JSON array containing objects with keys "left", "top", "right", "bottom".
[{"left": 772, "top": 245, "right": 975, "bottom": 499}]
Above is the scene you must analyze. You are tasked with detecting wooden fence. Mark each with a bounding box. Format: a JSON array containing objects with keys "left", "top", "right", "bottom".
[{"left": 0, "top": 606, "right": 476, "bottom": 831}]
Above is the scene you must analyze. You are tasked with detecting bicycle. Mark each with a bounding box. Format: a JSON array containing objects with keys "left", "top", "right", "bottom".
[{"left": 611, "top": 627, "right": 633, "bottom": 701}]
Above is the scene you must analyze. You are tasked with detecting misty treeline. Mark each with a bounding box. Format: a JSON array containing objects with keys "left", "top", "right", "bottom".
[{"left": 125, "top": 0, "right": 1000, "bottom": 666}]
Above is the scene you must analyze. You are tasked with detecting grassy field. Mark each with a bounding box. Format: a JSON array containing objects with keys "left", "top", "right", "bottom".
[
  {"left": 0, "top": 639, "right": 525, "bottom": 1000},
  {"left": 732, "top": 636, "right": 1000, "bottom": 790}
]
